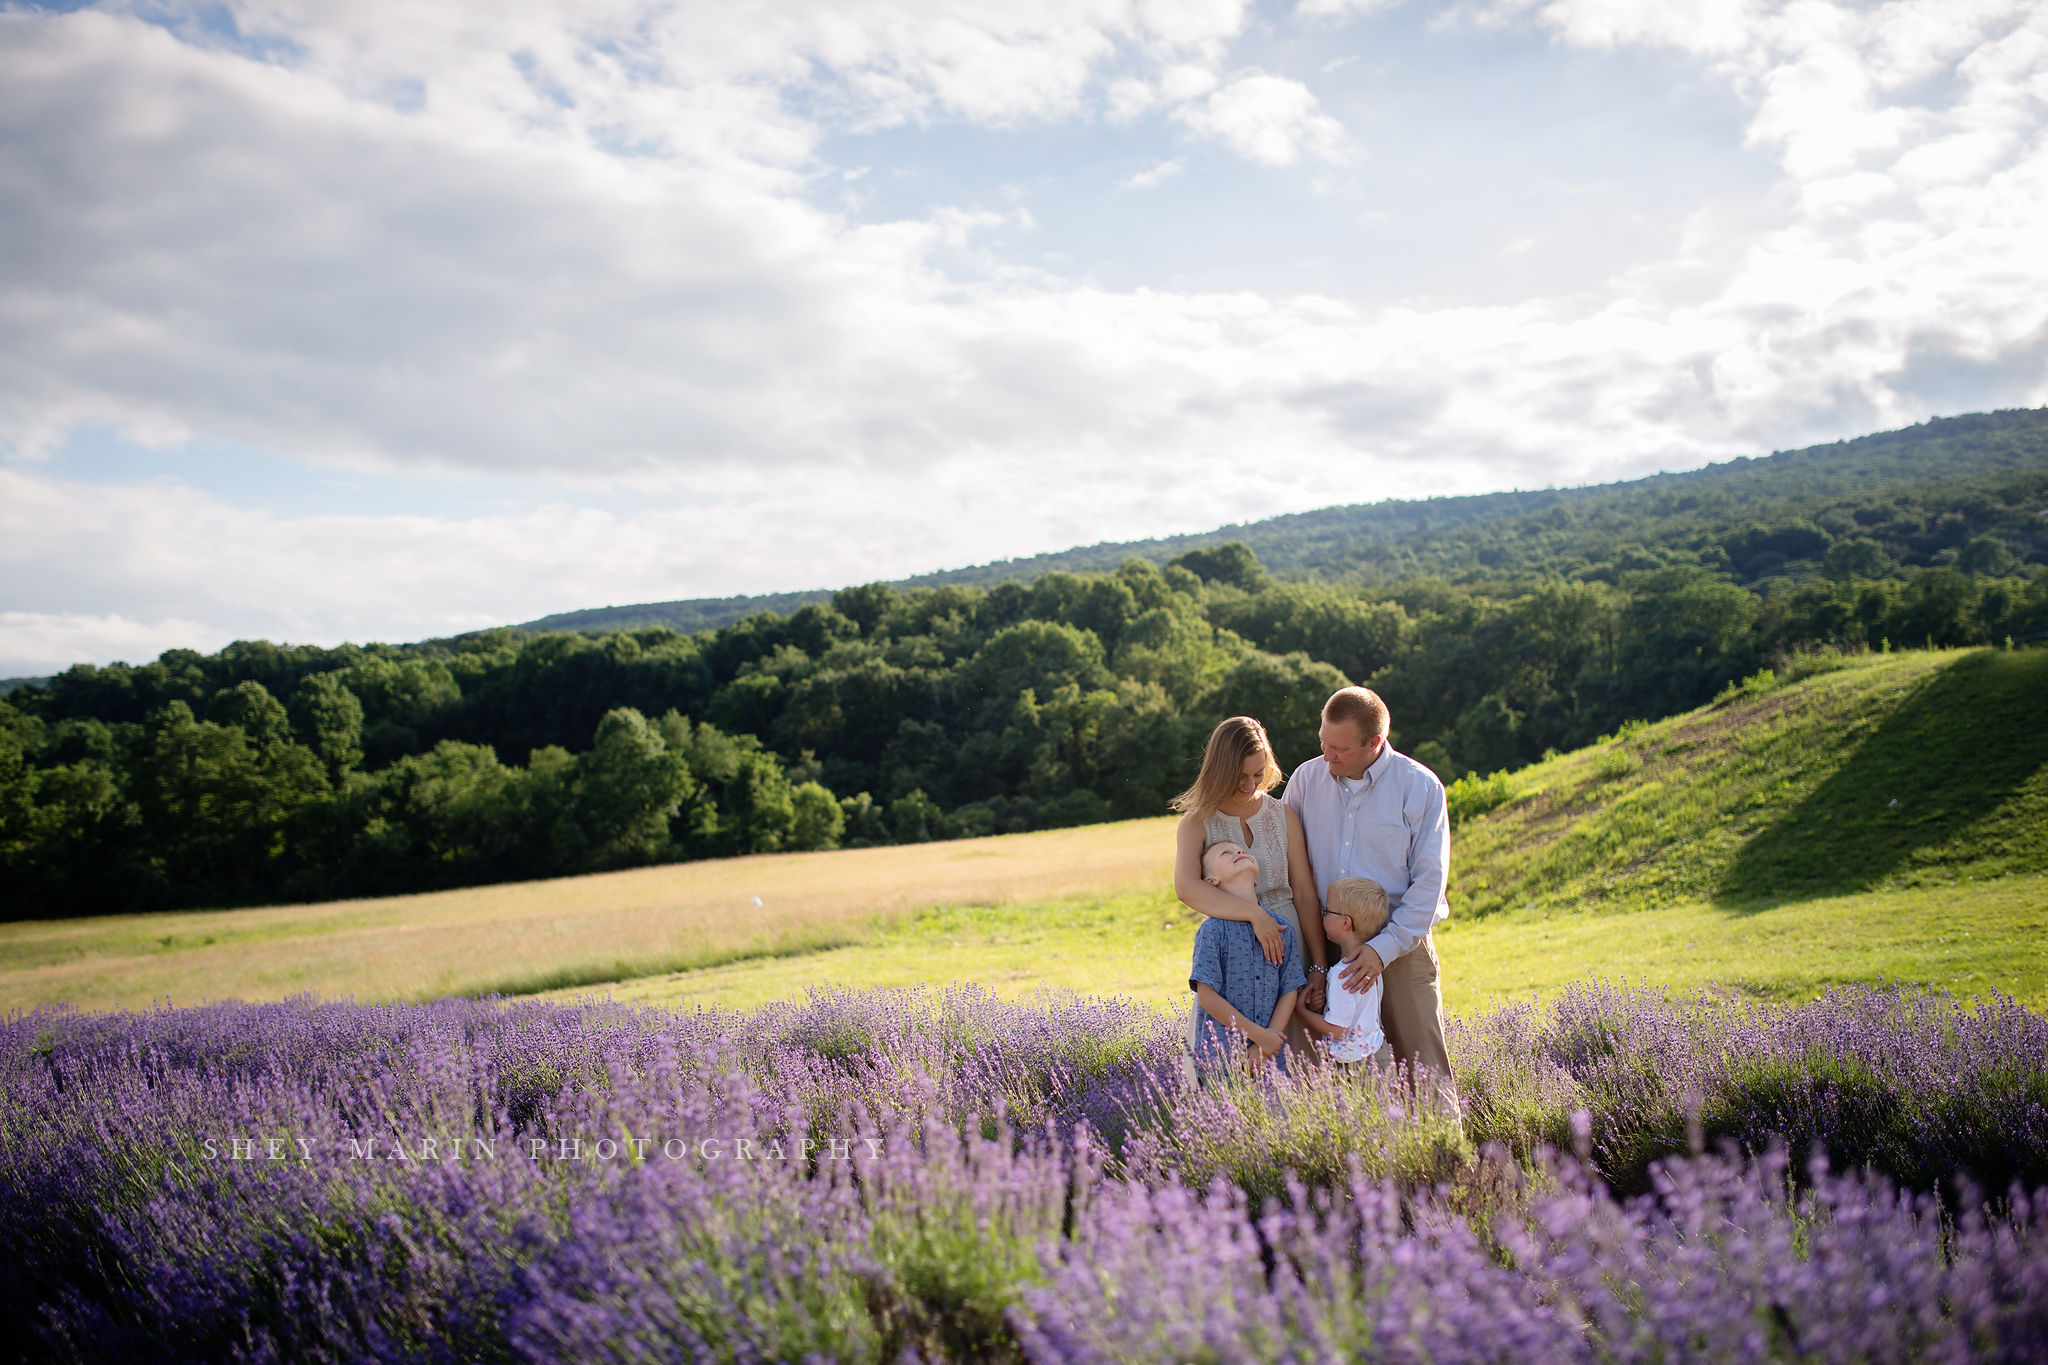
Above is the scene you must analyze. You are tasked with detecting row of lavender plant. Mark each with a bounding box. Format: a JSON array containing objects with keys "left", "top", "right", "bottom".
[
  {"left": 1452, "top": 981, "right": 2048, "bottom": 1196},
  {"left": 1, "top": 982, "right": 2043, "bottom": 1362}
]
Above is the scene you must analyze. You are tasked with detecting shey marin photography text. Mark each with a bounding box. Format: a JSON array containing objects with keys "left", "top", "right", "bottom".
[{"left": 197, "top": 1133, "right": 885, "bottom": 1163}]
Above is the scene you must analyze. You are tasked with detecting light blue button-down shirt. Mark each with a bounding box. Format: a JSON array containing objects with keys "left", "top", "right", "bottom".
[{"left": 1281, "top": 743, "right": 1450, "bottom": 968}]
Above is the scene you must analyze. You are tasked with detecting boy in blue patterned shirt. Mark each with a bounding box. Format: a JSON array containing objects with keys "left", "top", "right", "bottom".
[{"left": 1188, "top": 840, "right": 1307, "bottom": 1079}]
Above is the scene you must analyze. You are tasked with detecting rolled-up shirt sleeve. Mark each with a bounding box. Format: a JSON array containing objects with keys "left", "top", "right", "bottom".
[{"left": 1365, "top": 781, "right": 1449, "bottom": 967}]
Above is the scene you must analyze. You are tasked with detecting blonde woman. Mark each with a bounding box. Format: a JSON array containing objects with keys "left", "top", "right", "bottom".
[{"left": 1172, "top": 716, "right": 1330, "bottom": 1060}]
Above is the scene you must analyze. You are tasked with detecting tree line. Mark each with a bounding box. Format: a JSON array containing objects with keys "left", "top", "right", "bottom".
[{"left": 4, "top": 471, "right": 2045, "bottom": 918}]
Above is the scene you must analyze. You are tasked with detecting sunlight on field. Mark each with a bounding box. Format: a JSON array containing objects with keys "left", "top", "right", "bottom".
[
  {"left": 565, "top": 890, "right": 1203, "bottom": 1014},
  {"left": 558, "top": 871, "right": 2048, "bottom": 1017},
  {"left": 1439, "top": 872, "right": 2048, "bottom": 1010},
  {"left": 0, "top": 818, "right": 1177, "bottom": 1013}
]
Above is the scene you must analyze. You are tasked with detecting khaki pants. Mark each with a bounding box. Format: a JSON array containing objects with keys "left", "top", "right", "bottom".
[{"left": 1381, "top": 933, "right": 1452, "bottom": 1083}]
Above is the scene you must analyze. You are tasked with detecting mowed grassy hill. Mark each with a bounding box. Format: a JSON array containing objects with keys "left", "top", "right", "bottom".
[{"left": 1, "top": 646, "right": 2041, "bottom": 1015}]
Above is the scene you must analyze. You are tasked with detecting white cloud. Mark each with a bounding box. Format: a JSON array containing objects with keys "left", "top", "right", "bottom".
[
  {"left": 3, "top": 0, "right": 2048, "bottom": 670},
  {"left": 0, "top": 419, "right": 1433, "bottom": 672},
  {"left": 0, "top": 4, "right": 1298, "bottom": 488},
  {"left": 1475, "top": 0, "right": 1765, "bottom": 56},
  {"left": 1120, "top": 157, "right": 1186, "bottom": 188},
  {"left": 1159, "top": 62, "right": 1225, "bottom": 101},
  {"left": 1297, "top": 0, "right": 1402, "bottom": 18},
  {"left": 1105, "top": 76, "right": 1162, "bottom": 121},
  {"left": 1173, "top": 72, "right": 1353, "bottom": 165},
  {"left": 0, "top": 613, "right": 230, "bottom": 679},
  {"left": 1104, "top": 63, "right": 1221, "bottom": 121},
  {"left": 206, "top": 0, "right": 1254, "bottom": 135}
]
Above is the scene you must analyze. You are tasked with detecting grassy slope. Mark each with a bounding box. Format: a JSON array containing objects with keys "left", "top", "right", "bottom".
[
  {"left": 1451, "top": 646, "right": 2048, "bottom": 915},
  {"left": 593, "top": 891, "right": 1205, "bottom": 1013}
]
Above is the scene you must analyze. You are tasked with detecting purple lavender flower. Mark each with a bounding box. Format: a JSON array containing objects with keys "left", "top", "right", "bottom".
[{"left": 0, "top": 982, "right": 2041, "bottom": 1362}]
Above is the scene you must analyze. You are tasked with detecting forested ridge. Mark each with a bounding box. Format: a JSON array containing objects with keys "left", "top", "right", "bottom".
[
  {"left": 528, "top": 406, "right": 2048, "bottom": 635},
  {"left": 5, "top": 410, "right": 2047, "bottom": 919}
]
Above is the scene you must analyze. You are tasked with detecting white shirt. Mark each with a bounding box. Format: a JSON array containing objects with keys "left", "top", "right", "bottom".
[
  {"left": 1282, "top": 742, "right": 1450, "bottom": 968},
  {"left": 1322, "top": 969, "right": 1385, "bottom": 1063}
]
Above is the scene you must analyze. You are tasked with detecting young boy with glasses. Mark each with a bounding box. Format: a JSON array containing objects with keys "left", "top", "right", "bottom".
[{"left": 1299, "top": 877, "right": 1395, "bottom": 1071}]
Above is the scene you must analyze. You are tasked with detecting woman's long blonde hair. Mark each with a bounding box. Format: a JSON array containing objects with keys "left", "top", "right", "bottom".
[{"left": 1171, "top": 716, "right": 1283, "bottom": 822}]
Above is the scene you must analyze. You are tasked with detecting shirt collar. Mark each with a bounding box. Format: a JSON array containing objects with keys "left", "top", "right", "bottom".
[
  {"left": 1366, "top": 740, "right": 1394, "bottom": 782},
  {"left": 1339, "top": 740, "right": 1394, "bottom": 793}
]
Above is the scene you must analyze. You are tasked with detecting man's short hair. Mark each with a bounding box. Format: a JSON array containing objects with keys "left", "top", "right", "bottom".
[
  {"left": 1323, "top": 686, "right": 1391, "bottom": 742},
  {"left": 1325, "top": 878, "right": 1390, "bottom": 938}
]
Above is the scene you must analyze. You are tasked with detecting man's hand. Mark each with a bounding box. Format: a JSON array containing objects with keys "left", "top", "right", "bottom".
[
  {"left": 1249, "top": 911, "right": 1285, "bottom": 965},
  {"left": 1339, "top": 943, "right": 1385, "bottom": 993},
  {"left": 1302, "top": 974, "right": 1328, "bottom": 1013}
]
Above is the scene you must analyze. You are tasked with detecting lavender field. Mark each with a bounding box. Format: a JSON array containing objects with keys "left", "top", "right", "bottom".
[{"left": 4, "top": 983, "right": 2046, "bottom": 1363}]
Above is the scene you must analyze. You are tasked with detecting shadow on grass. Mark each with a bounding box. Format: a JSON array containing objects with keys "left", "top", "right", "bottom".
[{"left": 1718, "top": 649, "right": 2048, "bottom": 906}]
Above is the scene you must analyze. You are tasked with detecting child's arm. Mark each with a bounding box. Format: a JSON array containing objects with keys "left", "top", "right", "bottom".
[
  {"left": 1297, "top": 1005, "right": 1348, "bottom": 1041},
  {"left": 1240, "top": 988, "right": 1300, "bottom": 1068},
  {"left": 1194, "top": 983, "right": 1282, "bottom": 1056},
  {"left": 1261, "top": 931, "right": 1306, "bottom": 1064},
  {"left": 1269, "top": 982, "right": 1302, "bottom": 1047}
]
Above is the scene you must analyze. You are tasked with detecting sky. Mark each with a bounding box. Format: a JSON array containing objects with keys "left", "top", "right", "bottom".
[{"left": 3, "top": 0, "right": 2046, "bottom": 676}]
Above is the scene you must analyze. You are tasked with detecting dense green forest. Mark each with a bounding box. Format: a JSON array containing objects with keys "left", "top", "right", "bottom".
[{"left": 4, "top": 415, "right": 2047, "bottom": 918}]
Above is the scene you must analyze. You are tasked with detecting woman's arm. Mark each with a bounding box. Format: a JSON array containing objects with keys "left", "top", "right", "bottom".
[
  {"left": 1175, "top": 813, "right": 1284, "bottom": 964},
  {"left": 1282, "top": 804, "right": 1331, "bottom": 1009}
]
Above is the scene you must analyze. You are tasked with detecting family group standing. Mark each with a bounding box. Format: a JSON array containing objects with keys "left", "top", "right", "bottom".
[{"left": 1172, "top": 685, "right": 1452, "bottom": 1084}]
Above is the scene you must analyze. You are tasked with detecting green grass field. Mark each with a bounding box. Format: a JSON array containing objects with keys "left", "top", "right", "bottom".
[
  {"left": 0, "top": 821, "right": 1172, "bottom": 1013},
  {"left": 579, "top": 872, "right": 2046, "bottom": 1014},
  {"left": 570, "top": 646, "right": 2048, "bottom": 1014},
  {"left": 7, "top": 646, "right": 2044, "bottom": 1016}
]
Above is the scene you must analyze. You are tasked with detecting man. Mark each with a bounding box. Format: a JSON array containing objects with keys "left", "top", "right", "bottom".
[{"left": 1281, "top": 686, "right": 1453, "bottom": 1082}]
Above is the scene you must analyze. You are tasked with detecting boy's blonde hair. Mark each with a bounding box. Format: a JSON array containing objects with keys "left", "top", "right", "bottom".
[{"left": 1324, "top": 878, "right": 1389, "bottom": 938}]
